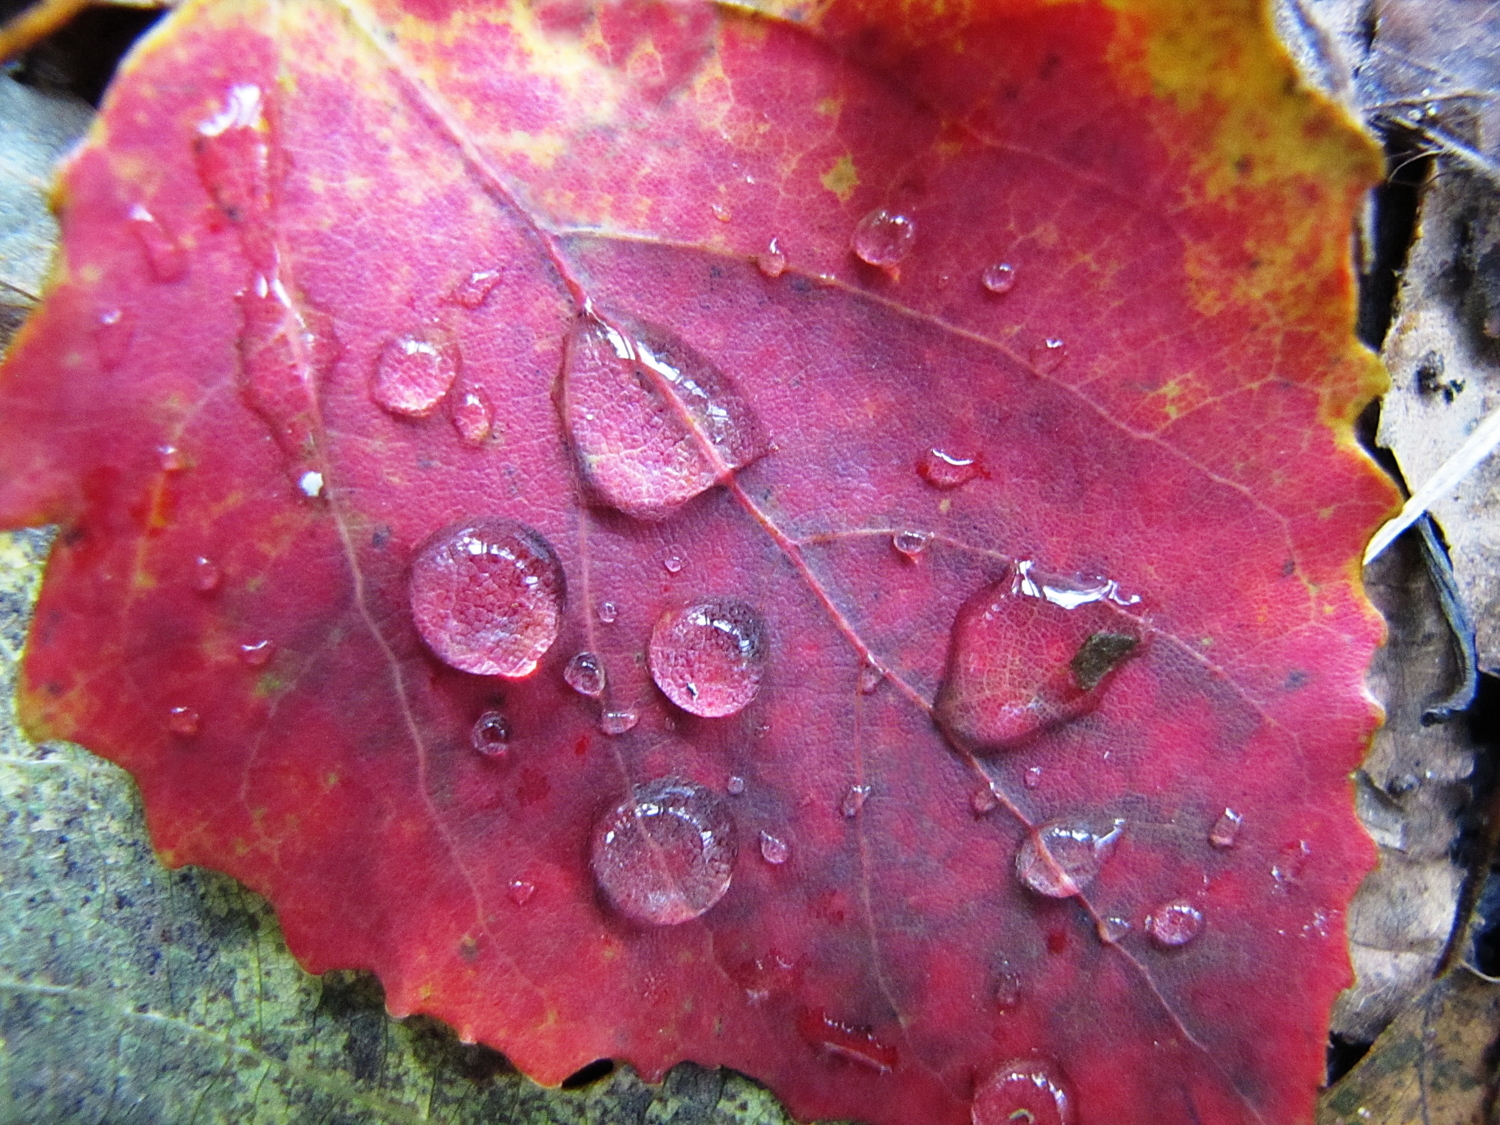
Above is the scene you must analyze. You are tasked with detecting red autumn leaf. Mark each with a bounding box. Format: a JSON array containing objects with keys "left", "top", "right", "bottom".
[{"left": 0, "top": 1, "right": 1395, "bottom": 1123}]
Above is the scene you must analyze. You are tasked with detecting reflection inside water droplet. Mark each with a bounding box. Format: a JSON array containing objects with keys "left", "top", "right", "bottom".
[
  {"left": 408, "top": 518, "right": 565, "bottom": 678},
  {"left": 726, "top": 775, "right": 746, "bottom": 795},
  {"left": 892, "top": 530, "right": 932, "bottom": 560},
  {"left": 471, "top": 710, "right": 511, "bottom": 757},
  {"left": 850, "top": 208, "right": 915, "bottom": 268},
  {"left": 980, "top": 261, "right": 1016, "bottom": 294},
  {"left": 662, "top": 553, "right": 684, "bottom": 575},
  {"left": 597, "top": 600, "right": 619, "bottom": 625},
  {"left": 972, "top": 1059, "right": 1075, "bottom": 1125},
  {"left": 649, "top": 598, "right": 768, "bottom": 718},
  {"left": 1014, "top": 817, "right": 1123, "bottom": 898},
  {"left": 1209, "top": 808, "right": 1243, "bottom": 849},
  {"left": 590, "top": 777, "right": 736, "bottom": 925},
  {"left": 1146, "top": 899, "right": 1204, "bottom": 947},
  {"left": 564, "top": 651, "right": 607, "bottom": 697},
  {"left": 372, "top": 327, "right": 459, "bottom": 418}
]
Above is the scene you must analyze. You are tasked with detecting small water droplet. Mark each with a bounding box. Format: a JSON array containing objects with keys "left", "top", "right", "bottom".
[
  {"left": 448, "top": 267, "right": 502, "bottom": 309},
  {"left": 857, "top": 660, "right": 885, "bottom": 694},
  {"left": 1209, "top": 808, "right": 1243, "bottom": 849},
  {"left": 449, "top": 385, "right": 492, "bottom": 445},
  {"left": 759, "top": 830, "right": 790, "bottom": 865},
  {"left": 159, "top": 445, "right": 185, "bottom": 472},
  {"left": 1015, "top": 817, "right": 1123, "bottom": 898},
  {"left": 662, "top": 553, "right": 684, "bottom": 575},
  {"left": 597, "top": 600, "right": 619, "bottom": 624},
  {"left": 408, "top": 518, "right": 565, "bottom": 678},
  {"left": 599, "top": 708, "right": 639, "bottom": 736},
  {"left": 1146, "top": 899, "right": 1204, "bottom": 947},
  {"left": 372, "top": 327, "right": 460, "bottom": 418},
  {"left": 559, "top": 310, "right": 768, "bottom": 520},
  {"left": 756, "top": 237, "right": 788, "bottom": 278},
  {"left": 648, "top": 598, "right": 768, "bottom": 718},
  {"left": 1098, "top": 915, "right": 1132, "bottom": 942},
  {"left": 95, "top": 307, "right": 135, "bottom": 371},
  {"left": 127, "top": 204, "right": 187, "bottom": 283},
  {"left": 797, "top": 1008, "right": 898, "bottom": 1072},
  {"left": 471, "top": 709, "right": 511, "bottom": 757},
  {"left": 972, "top": 1059, "right": 1075, "bottom": 1125},
  {"left": 980, "top": 261, "right": 1016, "bottom": 294},
  {"left": 993, "top": 966, "right": 1022, "bottom": 1010},
  {"left": 971, "top": 785, "right": 999, "bottom": 815},
  {"left": 850, "top": 208, "right": 916, "bottom": 268},
  {"left": 726, "top": 775, "right": 746, "bottom": 795},
  {"left": 892, "top": 529, "right": 933, "bottom": 560},
  {"left": 167, "top": 706, "right": 200, "bottom": 736},
  {"left": 507, "top": 878, "right": 536, "bottom": 905},
  {"left": 711, "top": 201, "right": 732, "bottom": 222},
  {"left": 1272, "top": 840, "right": 1312, "bottom": 890},
  {"left": 195, "top": 84, "right": 275, "bottom": 267},
  {"left": 192, "top": 555, "right": 221, "bottom": 593},
  {"left": 298, "top": 470, "right": 324, "bottom": 498},
  {"left": 590, "top": 777, "right": 736, "bottom": 925},
  {"left": 564, "top": 651, "right": 607, "bottom": 697},
  {"left": 841, "top": 784, "right": 871, "bottom": 818},
  {"left": 1030, "top": 338, "right": 1068, "bottom": 373},
  {"left": 1024, "top": 766, "right": 1042, "bottom": 790},
  {"left": 238, "top": 639, "right": 274, "bottom": 667},
  {"left": 917, "top": 448, "right": 981, "bottom": 490}
]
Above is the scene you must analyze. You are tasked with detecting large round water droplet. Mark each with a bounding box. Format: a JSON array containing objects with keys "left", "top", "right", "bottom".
[
  {"left": 564, "top": 651, "right": 607, "bottom": 697},
  {"left": 590, "top": 777, "right": 737, "bottom": 925},
  {"left": 1146, "top": 899, "right": 1204, "bottom": 947},
  {"left": 559, "top": 311, "right": 768, "bottom": 520},
  {"left": 972, "top": 1059, "right": 1075, "bottom": 1125},
  {"left": 372, "top": 328, "right": 459, "bottom": 418},
  {"left": 648, "top": 598, "right": 768, "bottom": 718},
  {"left": 408, "top": 519, "right": 565, "bottom": 678},
  {"left": 850, "top": 208, "right": 916, "bottom": 268},
  {"left": 935, "top": 564, "right": 1142, "bottom": 752},
  {"left": 1014, "top": 817, "right": 1123, "bottom": 898}
]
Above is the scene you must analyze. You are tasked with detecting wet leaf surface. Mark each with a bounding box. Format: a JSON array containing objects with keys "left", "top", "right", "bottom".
[{"left": 0, "top": 2, "right": 1393, "bottom": 1124}]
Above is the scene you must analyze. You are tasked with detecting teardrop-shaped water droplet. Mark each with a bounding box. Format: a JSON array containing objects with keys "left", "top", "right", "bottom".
[
  {"left": 95, "top": 307, "right": 135, "bottom": 371},
  {"left": 597, "top": 600, "right": 619, "bottom": 624},
  {"left": 648, "top": 598, "right": 768, "bottom": 718},
  {"left": 448, "top": 267, "right": 502, "bottom": 309},
  {"left": 797, "top": 1008, "right": 898, "bottom": 1073},
  {"left": 1209, "top": 807, "right": 1243, "bottom": 849},
  {"left": 238, "top": 639, "right": 274, "bottom": 667},
  {"left": 935, "top": 564, "right": 1142, "bottom": 752},
  {"left": 1014, "top": 817, "right": 1123, "bottom": 898},
  {"left": 195, "top": 84, "right": 275, "bottom": 268},
  {"left": 408, "top": 518, "right": 565, "bottom": 678},
  {"left": 759, "top": 830, "right": 790, "bottom": 865},
  {"left": 891, "top": 530, "right": 932, "bottom": 560},
  {"left": 1146, "top": 899, "right": 1204, "bottom": 947},
  {"left": 599, "top": 708, "right": 639, "bottom": 736},
  {"left": 507, "top": 878, "right": 536, "bottom": 905},
  {"left": 841, "top": 784, "right": 871, "bottom": 819},
  {"left": 449, "top": 385, "right": 492, "bottom": 445},
  {"left": 850, "top": 208, "right": 915, "bottom": 268},
  {"left": 372, "top": 327, "right": 459, "bottom": 418},
  {"left": 128, "top": 204, "right": 187, "bottom": 283},
  {"left": 558, "top": 310, "right": 768, "bottom": 520},
  {"left": 972, "top": 1059, "right": 1075, "bottom": 1125},
  {"left": 917, "top": 448, "right": 981, "bottom": 490},
  {"left": 167, "top": 706, "right": 200, "bottom": 737},
  {"left": 756, "top": 237, "right": 788, "bottom": 278},
  {"left": 471, "top": 709, "right": 512, "bottom": 757},
  {"left": 590, "top": 777, "right": 736, "bottom": 925},
  {"left": 1030, "top": 338, "right": 1068, "bottom": 373},
  {"left": 564, "top": 651, "right": 607, "bottom": 697},
  {"left": 192, "top": 555, "right": 221, "bottom": 593},
  {"left": 980, "top": 261, "right": 1016, "bottom": 294}
]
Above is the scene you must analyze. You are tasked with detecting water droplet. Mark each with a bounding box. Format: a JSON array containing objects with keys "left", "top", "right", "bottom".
[
  {"left": 1098, "top": 915, "right": 1132, "bottom": 942},
  {"left": 507, "top": 878, "right": 536, "bottom": 905},
  {"left": 597, "top": 600, "right": 619, "bottom": 624},
  {"left": 448, "top": 267, "right": 502, "bottom": 309},
  {"left": 127, "top": 204, "right": 187, "bottom": 283},
  {"left": 662, "top": 553, "right": 684, "bottom": 575},
  {"left": 564, "top": 651, "right": 607, "bottom": 697},
  {"left": 167, "top": 706, "right": 200, "bottom": 736},
  {"left": 917, "top": 448, "right": 981, "bottom": 490},
  {"left": 755, "top": 237, "right": 788, "bottom": 278},
  {"left": 590, "top": 777, "right": 736, "bottom": 925},
  {"left": 600, "top": 708, "right": 639, "bottom": 736},
  {"left": 560, "top": 310, "right": 768, "bottom": 520},
  {"left": 238, "top": 639, "right": 274, "bottom": 667},
  {"left": 408, "top": 518, "right": 565, "bottom": 678},
  {"left": 971, "top": 785, "right": 999, "bottom": 815},
  {"left": 159, "top": 445, "right": 185, "bottom": 473},
  {"left": 298, "top": 470, "right": 324, "bottom": 498},
  {"left": 850, "top": 208, "right": 916, "bottom": 268},
  {"left": 797, "top": 1008, "right": 898, "bottom": 1072},
  {"left": 972, "top": 1059, "right": 1075, "bottom": 1125},
  {"left": 1272, "top": 840, "right": 1312, "bottom": 890},
  {"left": 993, "top": 966, "right": 1022, "bottom": 1010},
  {"left": 1014, "top": 817, "right": 1123, "bottom": 898},
  {"left": 471, "top": 709, "right": 512, "bottom": 757},
  {"left": 759, "top": 830, "right": 790, "bottom": 865},
  {"left": 1024, "top": 765, "right": 1042, "bottom": 790},
  {"left": 980, "top": 261, "right": 1016, "bottom": 294},
  {"left": 372, "top": 327, "right": 460, "bottom": 418},
  {"left": 841, "top": 784, "right": 871, "bottom": 818},
  {"left": 1209, "top": 808, "right": 1243, "bottom": 849},
  {"left": 892, "top": 529, "right": 932, "bottom": 560},
  {"left": 648, "top": 598, "right": 767, "bottom": 718},
  {"left": 95, "top": 307, "right": 135, "bottom": 371},
  {"left": 1029, "top": 338, "right": 1067, "bottom": 373},
  {"left": 449, "top": 386, "right": 492, "bottom": 445},
  {"left": 857, "top": 660, "right": 884, "bottom": 694},
  {"left": 195, "top": 84, "right": 275, "bottom": 267},
  {"left": 189, "top": 555, "right": 221, "bottom": 594},
  {"left": 711, "top": 201, "right": 732, "bottom": 222},
  {"left": 935, "top": 564, "right": 1143, "bottom": 753},
  {"left": 726, "top": 775, "right": 746, "bottom": 795},
  {"left": 1146, "top": 899, "right": 1204, "bottom": 947}
]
